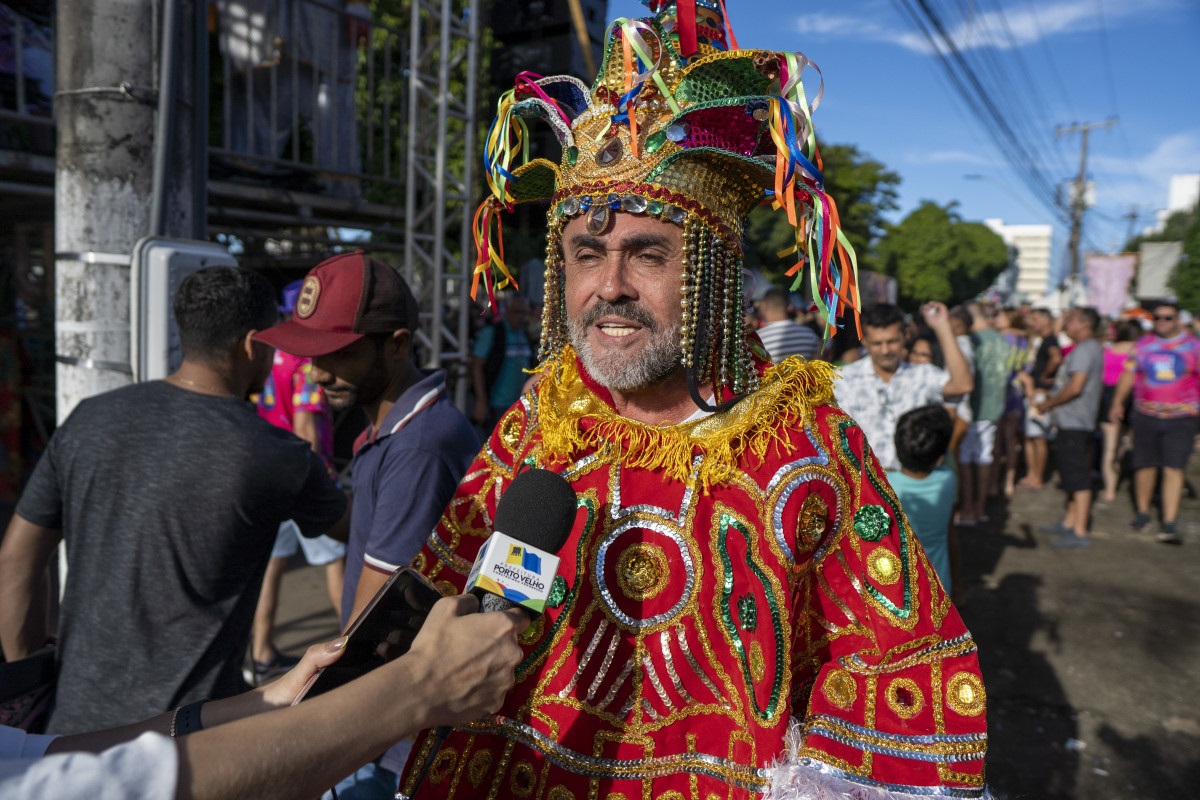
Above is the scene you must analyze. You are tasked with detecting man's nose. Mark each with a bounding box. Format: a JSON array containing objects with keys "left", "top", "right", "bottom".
[
  {"left": 596, "top": 256, "right": 637, "bottom": 303},
  {"left": 309, "top": 361, "right": 332, "bottom": 384}
]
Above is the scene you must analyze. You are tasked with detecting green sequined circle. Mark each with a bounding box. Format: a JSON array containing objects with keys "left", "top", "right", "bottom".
[
  {"left": 853, "top": 505, "right": 890, "bottom": 542},
  {"left": 546, "top": 574, "right": 569, "bottom": 608}
]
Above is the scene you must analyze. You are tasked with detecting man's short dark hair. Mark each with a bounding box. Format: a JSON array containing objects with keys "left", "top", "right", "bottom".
[
  {"left": 760, "top": 287, "right": 789, "bottom": 312},
  {"left": 1072, "top": 306, "right": 1099, "bottom": 335},
  {"left": 894, "top": 404, "right": 953, "bottom": 474},
  {"left": 860, "top": 303, "right": 907, "bottom": 331},
  {"left": 1152, "top": 298, "right": 1179, "bottom": 312},
  {"left": 174, "top": 267, "right": 277, "bottom": 364}
]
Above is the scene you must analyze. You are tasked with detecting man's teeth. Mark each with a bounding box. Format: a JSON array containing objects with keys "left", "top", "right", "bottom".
[{"left": 599, "top": 323, "right": 636, "bottom": 337}]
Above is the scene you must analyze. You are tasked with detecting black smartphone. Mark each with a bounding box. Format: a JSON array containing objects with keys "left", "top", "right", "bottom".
[{"left": 293, "top": 567, "right": 445, "bottom": 703}]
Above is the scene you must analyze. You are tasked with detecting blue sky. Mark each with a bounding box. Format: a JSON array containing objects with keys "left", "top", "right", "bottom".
[{"left": 608, "top": 0, "right": 1200, "bottom": 280}]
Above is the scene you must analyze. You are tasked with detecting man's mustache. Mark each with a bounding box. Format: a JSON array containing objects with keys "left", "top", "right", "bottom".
[{"left": 580, "top": 300, "right": 659, "bottom": 331}]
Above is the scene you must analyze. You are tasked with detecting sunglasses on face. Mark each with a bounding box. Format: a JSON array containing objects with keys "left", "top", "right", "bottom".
[{"left": 1155, "top": 315, "right": 1177, "bottom": 322}]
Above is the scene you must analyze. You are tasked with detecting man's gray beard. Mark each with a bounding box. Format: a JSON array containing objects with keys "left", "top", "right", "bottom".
[{"left": 568, "top": 308, "right": 683, "bottom": 393}]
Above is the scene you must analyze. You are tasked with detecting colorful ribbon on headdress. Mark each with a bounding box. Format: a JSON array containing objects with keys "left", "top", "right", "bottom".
[
  {"left": 482, "top": 88, "right": 529, "bottom": 205},
  {"left": 762, "top": 53, "right": 859, "bottom": 337},
  {"left": 597, "top": 19, "right": 680, "bottom": 144},
  {"left": 483, "top": 72, "right": 574, "bottom": 205},
  {"left": 470, "top": 198, "right": 517, "bottom": 309}
]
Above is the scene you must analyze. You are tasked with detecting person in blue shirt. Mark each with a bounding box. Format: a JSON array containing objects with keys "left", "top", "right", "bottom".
[
  {"left": 470, "top": 293, "right": 536, "bottom": 433},
  {"left": 888, "top": 404, "right": 957, "bottom": 595}
]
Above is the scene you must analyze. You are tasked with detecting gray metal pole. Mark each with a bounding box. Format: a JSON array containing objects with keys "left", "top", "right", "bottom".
[{"left": 54, "top": 0, "right": 195, "bottom": 420}]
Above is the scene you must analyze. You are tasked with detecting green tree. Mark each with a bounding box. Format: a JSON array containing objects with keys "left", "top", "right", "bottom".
[
  {"left": 1123, "top": 207, "right": 1196, "bottom": 253},
  {"left": 875, "top": 201, "right": 1009, "bottom": 311},
  {"left": 743, "top": 142, "right": 900, "bottom": 283},
  {"left": 1169, "top": 210, "right": 1200, "bottom": 313}
]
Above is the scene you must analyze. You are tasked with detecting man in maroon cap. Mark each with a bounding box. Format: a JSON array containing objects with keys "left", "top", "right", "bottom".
[{"left": 254, "top": 252, "right": 478, "bottom": 798}]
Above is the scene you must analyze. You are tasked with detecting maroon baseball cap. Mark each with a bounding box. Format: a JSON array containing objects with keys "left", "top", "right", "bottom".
[{"left": 254, "top": 252, "right": 419, "bottom": 357}]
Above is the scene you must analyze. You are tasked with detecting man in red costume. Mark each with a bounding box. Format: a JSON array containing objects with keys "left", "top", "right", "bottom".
[{"left": 400, "top": 2, "right": 989, "bottom": 798}]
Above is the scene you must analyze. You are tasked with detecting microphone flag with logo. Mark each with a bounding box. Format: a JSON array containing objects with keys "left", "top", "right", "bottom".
[{"left": 466, "top": 467, "right": 576, "bottom": 614}]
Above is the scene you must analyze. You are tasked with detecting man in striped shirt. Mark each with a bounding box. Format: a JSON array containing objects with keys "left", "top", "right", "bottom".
[{"left": 756, "top": 287, "right": 821, "bottom": 363}]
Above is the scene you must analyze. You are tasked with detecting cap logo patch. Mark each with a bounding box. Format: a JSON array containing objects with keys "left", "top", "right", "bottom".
[{"left": 296, "top": 276, "right": 321, "bottom": 319}]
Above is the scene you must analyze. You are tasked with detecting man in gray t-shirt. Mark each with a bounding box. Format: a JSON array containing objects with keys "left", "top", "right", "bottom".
[
  {"left": 1035, "top": 307, "right": 1103, "bottom": 546},
  {"left": 0, "top": 268, "right": 346, "bottom": 734}
]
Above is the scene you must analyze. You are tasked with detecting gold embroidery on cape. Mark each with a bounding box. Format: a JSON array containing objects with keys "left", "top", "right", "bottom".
[
  {"left": 615, "top": 542, "right": 670, "bottom": 601},
  {"left": 946, "top": 672, "right": 987, "bottom": 717},
  {"left": 535, "top": 347, "right": 835, "bottom": 487},
  {"left": 867, "top": 548, "right": 901, "bottom": 585},
  {"left": 822, "top": 669, "right": 857, "bottom": 710},
  {"left": 885, "top": 677, "right": 924, "bottom": 719},
  {"left": 467, "top": 750, "right": 492, "bottom": 786}
]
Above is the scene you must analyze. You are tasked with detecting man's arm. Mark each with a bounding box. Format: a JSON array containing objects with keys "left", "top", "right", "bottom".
[
  {"left": 922, "top": 302, "right": 974, "bottom": 397},
  {"left": 0, "top": 514, "right": 62, "bottom": 660},
  {"left": 1038, "top": 345, "right": 1063, "bottom": 385},
  {"left": 1108, "top": 367, "right": 1136, "bottom": 424},
  {"left": 46, "top": 596, "right": 527, "bottom": 800},
  {"left": 1037, "top": 371, "right": 1087, "bottom": 413},
  {"left": 292, "top": 409, "right": 322, "bottom": 454},
  {"left": 345, "top": 564, "right": 392, "bottom": 631}
]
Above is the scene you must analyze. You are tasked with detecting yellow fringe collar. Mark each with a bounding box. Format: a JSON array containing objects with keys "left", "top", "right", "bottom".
[{"left": 534, "top": 347, "right": 837, "bottom": 488}]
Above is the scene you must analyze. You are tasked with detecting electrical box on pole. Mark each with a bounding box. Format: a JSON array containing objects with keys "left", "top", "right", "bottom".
[{"left": 130, "top": 237, "right": 237, "bottom": 382}]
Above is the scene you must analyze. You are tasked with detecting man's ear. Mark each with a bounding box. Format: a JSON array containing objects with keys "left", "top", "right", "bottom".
[
  {"left": 242, "top": 330, "right": 259, "bottom": 361},
  {"left": 390, "top": 328, "right": 412, "bottom": 356}
]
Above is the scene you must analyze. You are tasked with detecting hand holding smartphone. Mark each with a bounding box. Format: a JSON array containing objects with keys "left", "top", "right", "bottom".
[{"left": 292, "top": 567, "right": 445, "bottom": 703}]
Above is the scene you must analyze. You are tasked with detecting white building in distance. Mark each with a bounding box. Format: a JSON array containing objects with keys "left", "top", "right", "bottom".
[
  {"left": 1147, "top": 174, "right": 1200, "bottom": 233},
  {"left": 984, "top": 219, "right": 1056, "bottom": 301}
]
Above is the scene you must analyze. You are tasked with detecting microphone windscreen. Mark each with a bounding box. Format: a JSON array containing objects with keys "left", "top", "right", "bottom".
[{"left": 493, "top": 468, "right": 576, "bottom": 554}]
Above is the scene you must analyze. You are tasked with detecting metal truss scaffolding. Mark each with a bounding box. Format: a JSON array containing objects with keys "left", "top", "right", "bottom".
[{"left": 404, "top": 0, "right": 480, "bottom": 406}]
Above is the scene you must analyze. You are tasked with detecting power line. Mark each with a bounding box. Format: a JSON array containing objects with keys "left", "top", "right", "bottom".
[
  {"left": 891, "top": 0, "right": 1068, "bottom": 223},
  {"left": 1092, "top": 0, "right": 1155, "bottom": 193}
]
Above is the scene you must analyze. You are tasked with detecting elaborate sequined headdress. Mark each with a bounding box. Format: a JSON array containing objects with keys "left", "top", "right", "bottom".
[{"left": 472, "top": 0, "right": 858, "bottom": 403}]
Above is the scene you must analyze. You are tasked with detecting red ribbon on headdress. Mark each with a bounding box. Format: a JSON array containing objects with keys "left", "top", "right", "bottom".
[{"left": 677, "top": 0, "right": 698, "bottom": 57}]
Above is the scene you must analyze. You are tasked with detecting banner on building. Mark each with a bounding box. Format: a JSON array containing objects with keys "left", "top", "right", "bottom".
[{"left": 1084, "top": 253, "right": 1136, "bottom": 317}]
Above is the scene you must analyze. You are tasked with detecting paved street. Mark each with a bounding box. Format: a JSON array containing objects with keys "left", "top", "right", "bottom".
[{"left": 272, "top": 455, "right": 1200, "bottom": 799}]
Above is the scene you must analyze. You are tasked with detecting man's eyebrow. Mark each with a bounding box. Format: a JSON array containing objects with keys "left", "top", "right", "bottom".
[{"left": 564, "top": 232, "right": 674, "bottom": 251}]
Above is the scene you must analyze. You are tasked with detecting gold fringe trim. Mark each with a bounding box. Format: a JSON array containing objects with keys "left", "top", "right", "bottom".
[{"left": 534, "top": 347, "right": 836, "bottom": 488}]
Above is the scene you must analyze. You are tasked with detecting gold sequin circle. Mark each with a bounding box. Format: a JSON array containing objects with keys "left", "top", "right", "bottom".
[
  {"left": 510, "top": 760, "right": 536, "bottom": 797},
  {"left": 499, "top": 411, "right": 524, "bottom": 450},
  {"left": 467, "top": 750, "right": 492, "bottom": 786},
  {"left": 947, "top": 671, "right": 987, "bottom": 717},
  {"left": 518, "top": 613, "right": 545, "bottom": 646},
  {"left": 821, "top": 669, "right": 857, "bottom": 710},
  {"left": 797, "top": 494, "right": 828, "bottom": 551},
  {"left": 615, "top": 542, "right": 670, "bottom": 602},
  {"left": 885, "top": 677, "right": 925, "bottom": 719},
  {"left": 867, "top": 548, "right": 902, "bottom": 585},
  {"left": 429, "top": 747, "right": 457, "bottom": 784},
  {"left": 547, "top": 786, "right": 575, "bottom": 800}
]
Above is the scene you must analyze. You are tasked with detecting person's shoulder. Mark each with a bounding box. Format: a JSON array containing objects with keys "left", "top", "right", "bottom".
[
  {"left": 836, "top": 356, "right": 870, "bottom": 379},
  {"left": 902, "top": 361, "right": 947, "bottom": 383}
]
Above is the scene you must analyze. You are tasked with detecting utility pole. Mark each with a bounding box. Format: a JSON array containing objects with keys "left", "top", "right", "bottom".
[
  {"left": 1057, "top": 117, "right": 1116, "bottom": 287},
  {"left": 55, "top": 0, "right": 197, "bottom": 420},
  {"left": 1123, "top": 205, "right": 1140, "bottom": 246}
]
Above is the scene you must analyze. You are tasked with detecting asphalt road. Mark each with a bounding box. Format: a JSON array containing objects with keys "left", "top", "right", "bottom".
[{"left": 272, "top": 452, "right": 1200, "bottom": 800}]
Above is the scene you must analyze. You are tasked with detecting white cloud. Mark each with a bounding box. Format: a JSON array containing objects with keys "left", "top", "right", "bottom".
[
  {"left": 1091, "top": 130, "right": 1200, "bottom": 212},
  {"left": 796, "top": 0, "right": 1173, "bottom": 54},
  {"left": 918, "top": 150, "right": 997, "bottom": 166}
]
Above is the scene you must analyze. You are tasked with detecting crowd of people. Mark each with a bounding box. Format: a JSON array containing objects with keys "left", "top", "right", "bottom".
[{"left": 1, "top": 1, "right": 1197, "bottom": 799}]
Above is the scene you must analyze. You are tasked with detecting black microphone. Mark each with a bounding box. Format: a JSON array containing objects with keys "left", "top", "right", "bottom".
[{"left": 466, "top": 467, "right": 577, "bottom": 614}]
